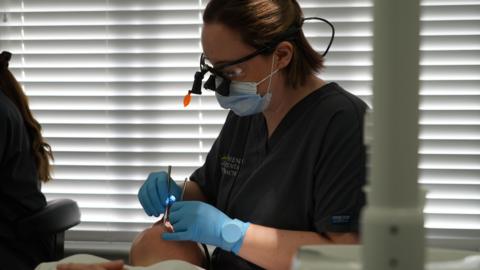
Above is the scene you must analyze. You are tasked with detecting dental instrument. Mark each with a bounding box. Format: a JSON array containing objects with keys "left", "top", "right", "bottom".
[
  {"left": 181, "top": 177, "right": 188, "bottom": 200},
  {"left": 163, "top": 165, "right": 172, "bottom": 225}
]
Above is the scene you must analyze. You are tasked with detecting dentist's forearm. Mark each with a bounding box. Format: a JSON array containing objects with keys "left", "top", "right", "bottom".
[
  {"left": 237, "top": 224, "right": 359, "bottom": 270},
  {"left": 182, "top": 181, "right": 208, "bottom": 202}
]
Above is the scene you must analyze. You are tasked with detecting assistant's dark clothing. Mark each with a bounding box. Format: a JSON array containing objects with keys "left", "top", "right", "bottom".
[
  {"left": 191, "top": 82, "right": 368, "bottom": 269},
  {"left": 0, "top": 90, "right": 53, "bottom": 269}
]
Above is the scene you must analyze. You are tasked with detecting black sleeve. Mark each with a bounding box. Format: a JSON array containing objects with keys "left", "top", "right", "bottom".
[
  {"left": 189, "top": 112, "right": 233, "bottom": 205},
  {"left": 313, "top": 103, "right": 367, "bottom": 233}
]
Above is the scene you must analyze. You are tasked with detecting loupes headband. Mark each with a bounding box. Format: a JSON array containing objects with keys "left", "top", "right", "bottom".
[{"left": 183, "top": 17, "right": 335, "bottom": 107}]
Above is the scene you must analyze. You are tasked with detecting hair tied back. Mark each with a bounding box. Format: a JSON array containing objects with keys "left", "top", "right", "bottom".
[{"left": 0, "top": 51, "right": 12, "bottom": 70}]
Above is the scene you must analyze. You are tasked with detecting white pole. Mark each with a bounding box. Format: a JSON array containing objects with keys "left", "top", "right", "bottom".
[{"left": 361, "top": 0, "right": 425, "bottom": 269}]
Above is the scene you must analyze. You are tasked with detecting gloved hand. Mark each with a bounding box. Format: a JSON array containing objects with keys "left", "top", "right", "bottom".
[
  {"left": 162, "top": 201, "right": 250, "bottom": 254},
  {"left": 138, "top": 171, "right": 182, "bottom": 217}
]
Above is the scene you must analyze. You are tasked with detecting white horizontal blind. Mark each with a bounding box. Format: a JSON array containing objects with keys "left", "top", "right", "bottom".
[
  {"left": 0, "top": 0, "right": 478, "bottom": 251},
  {"left": 418, "top": 0, "right": 480, "bottom": 250},
  {"left": 0, "top": 0, "right": 217, "bottom": 244}
]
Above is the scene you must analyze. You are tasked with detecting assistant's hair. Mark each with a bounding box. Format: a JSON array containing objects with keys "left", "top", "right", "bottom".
[
  {"left": 203, "top": 0, "right": 324, "bottom": 88},
  {"left": 0, "top": 51, "right": 54, "bottom": 182}
]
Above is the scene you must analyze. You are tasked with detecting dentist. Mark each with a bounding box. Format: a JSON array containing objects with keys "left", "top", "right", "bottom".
[{"left": 138, "top": 0, "right": 367, "bottom": 269}]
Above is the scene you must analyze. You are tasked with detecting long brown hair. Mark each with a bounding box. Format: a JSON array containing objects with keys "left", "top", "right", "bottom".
[
  {"left": 203, "top": 0, "right": 324, "bottom": 89},
  {"left": 0, "top": 51, "right": 54, "bottom": 182}
]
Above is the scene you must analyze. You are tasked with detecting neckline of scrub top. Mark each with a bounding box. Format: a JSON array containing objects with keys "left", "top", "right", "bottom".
[{"left": 257, "top": 82, "right": 339, "bottom": 153}]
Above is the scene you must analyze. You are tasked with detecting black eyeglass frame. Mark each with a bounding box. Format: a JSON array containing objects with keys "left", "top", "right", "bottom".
[
  {"left": 199, "top": 46, "right": 272, "bottom": 78},
  {"left": 189, "top": 17, "right": 335, "bottom": 96}
]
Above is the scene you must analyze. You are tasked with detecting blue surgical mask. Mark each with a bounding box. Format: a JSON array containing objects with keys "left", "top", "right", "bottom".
[{"left": 215, "top": 58, "right": 279, "bottom": 116}]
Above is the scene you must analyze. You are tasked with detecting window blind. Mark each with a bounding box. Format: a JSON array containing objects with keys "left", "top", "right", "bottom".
[
  {"left": 417, "top": 0, "right": 480, "bottom": 251},
  {"left": 0, "top": 0, "right": 478, "bottom": 252}
]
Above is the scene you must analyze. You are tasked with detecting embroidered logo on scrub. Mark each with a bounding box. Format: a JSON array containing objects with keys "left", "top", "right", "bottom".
[
  {"left": 331, "top": 215, "right": 352, "bottom": 225},
  {"left": 220, "top": 155, "right": 244, "bottom": 177}
]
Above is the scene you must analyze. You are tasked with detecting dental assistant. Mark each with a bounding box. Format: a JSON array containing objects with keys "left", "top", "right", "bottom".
[{"left": 138, "top": 0, "right": 367, "bottom": 269}]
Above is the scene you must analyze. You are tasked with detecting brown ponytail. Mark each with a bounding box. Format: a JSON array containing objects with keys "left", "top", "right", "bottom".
[{"left": 0, "top": 51, "right": 54, "bottom": 182}]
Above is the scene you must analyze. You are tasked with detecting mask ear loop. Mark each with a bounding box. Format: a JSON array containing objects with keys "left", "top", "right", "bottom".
[
  {"left": 262, "top": 56, "right": 277, "bottom": 95},
  {"left": 256, "top": 56, "right": 279, "bottom": 92}
]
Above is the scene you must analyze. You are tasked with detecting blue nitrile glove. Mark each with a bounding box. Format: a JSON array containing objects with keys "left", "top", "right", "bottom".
[
  {"left": 162, "top": 201, "right": 250, "bottom": 254},
  {"left": 137, "top": 171, "right": 182, "bottom": 217}
]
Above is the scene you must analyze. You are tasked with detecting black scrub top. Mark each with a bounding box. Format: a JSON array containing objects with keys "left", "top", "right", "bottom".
[
  {"left": 0, "top": 90, "right": 46, "bottom": 238},
  {"left": 191, "top": 82, "right": 367, "bottom": 270}
]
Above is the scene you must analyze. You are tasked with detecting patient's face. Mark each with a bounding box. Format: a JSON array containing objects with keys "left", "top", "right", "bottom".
[{"left": 129, "top": 220, "right": 205, "bottom": 267}]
